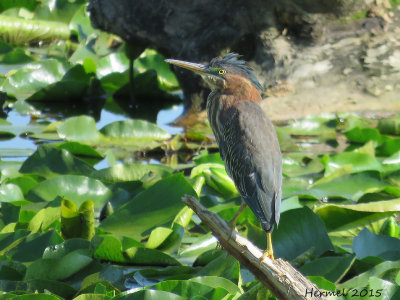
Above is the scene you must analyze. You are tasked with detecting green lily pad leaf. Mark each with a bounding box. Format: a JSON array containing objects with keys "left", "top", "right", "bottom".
[
  {"left": 135, "top": 49, "right": 179, "bottom": 90},
  {"left": 191, "top": 164, "right": 237, "bottom": 196},
  {"left": 69, "top": 37, "right": 99, "bottom": 64},
  {"left": 57, "top": 115, "right": 101, "bottom": 143},
  {"left": 43, "top": 239, "right": 91, "bottom": 259},
  {"left": 377, "top": 135, "right": 400, "bottom": 156},
  {"left": 151, "top": 280, "right": 229, "bottom": 299},
  {"left": 353, "top": 228, "right": 400, "bottom": 260},
  {"left": 100, "top": 173, "right": 196, "bottom": 240},
  {"left": 0, "top": 39, "right": 13, "bottom": 53},
  {"left": 0, "top": 259, "right": 26, "bottom": 281},
  {"left": 96, "top": 51, "right": 130, "bottom": 78},
  {"left": 20, "top": 145, "right": 95, "bottom": 178},
  {"left": 115, "top": 290, "right": 186, "bottom": 300},
  {"left": 146, "top": 227, "right": 174, "bottom": 249},
  {"left": 273, "top": 207, "right": 334, "bottom": 261},
  {"left": 90, "top": 163, "right": 173, "bottom": 184},
  {"left": 78, "top": 280, "right": 118, "bottom": 298},
  {"left": 93, "top": 234, "right": 179, "bottom": 266},
  {"left": 307, "top": 276, "right": 336, "bottom": 291},
  {"left": 8, "top": 174, "right": 39, "bottom": 195},
  {"left": 25, "top": 249, "right": 92, "bottom": 281},
  {"left": 303, "top": 173, "right": 388, "bottom": 201},
  {"left": 73, "top": 295, "right": 112, "bottom": 300},
  {"left": 24, "top": 279, "right": 77, "bottom": 299},
  {"left": 5, "top": 294, "right": 62, "bottom": 300},
  {"left": 93, "top": 235, "right": 134, "bottom": 263},
  {"left": 379, "top": 216, "right": 400, "bottom": 237},
  {"left": 0, "top": 59, "right": 68, "bottom": 99},
  {"left": 0, "top": 183, "right": 24, "bottom": 203},
  {"left": 27, "top": 79, "right": 88, "bottom": 102},
  {"left": 61, "top": 199, "right": 95, "bottom": 240},
  {"left": 193, "top": 152, "right": 224, "bottom": 165},
  {"left": 26, "top": 65, "right": 104, "bottom": 103},
  {"left": 322, "top": 152, "right": 382, "bottom": 175},
  {"left": 69, "top": 4, "right": 101, "bottom": 41},
  {"left": 56, "top": 141, "right": 103, "bottom": 166},
  {"left": 189, "top": 276, "right": 241, "bottom": 295},
  {"left": 179, "top": 233, "right": 218, "bottom": 259},
  {"left": 278, "top": 114, "right": 337, "bottom": 137},
  {"left": 114, "top": 69, "right": 179, "bottom": 99},
  {"left": 300, "top": 254, "right": 356, "bottom": 283},
  {"left": 124, "top": 246, "right": 180, "bottom": 266},
  {"left": 34, "top": 0, "right": 86, "bottom": 23},
  {"left": 9, "top": 230, "right": 63, "bottom": 263},
  {"left": 282, "top": 155, "right": 324, "bottom": 178},
  {"left": 149, "top": 223, "right": 184, "bottom": 253},
  {"left": 0, "top": 229, "right": 28, "bottom": 254},
  {"left": 236, "top": 282, "right": 272, "bottom": 300},
  {"left": 339, "top": 260, "right": 400, "bottom": 289},
  {"left": 27, "top": 206, "right": 60, "bottom": 233},
  {"left": 368, "top": 277, "right": 400, "bottom": 299},
  {"left": 378, "top": 116, "right": 400, "bottom": 135},
  {"left": 134, "top": 266, "right": 195, "bottom": 283},
  {"left": 1, "top": 48, "right": 33, "bottom": 64},
  {"left": 27, "top": 175, "right": 112, "bottom": 209},
  {"left": 381, "top": 150, "right": 400, "bottom": 176},
  {"left": 100, "top": 71, "right": 130, "bottom": 94},
  {"left": 344, "top": 127, "right": 382, "bottom": 144},
  {"left": 195, "top": 253, "right": 239, "bottom": 283},
  {"left": 100, "top": 119, "right": 170, "bottom": 141},
  {"left": 315, "top": 199, "right": 400, "bottom": 235}
]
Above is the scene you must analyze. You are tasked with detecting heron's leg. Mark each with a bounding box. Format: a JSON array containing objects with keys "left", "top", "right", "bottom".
[
  {"left": 260, "top": 232, "right": 274, "bottom": 261},
  {"left": 228, "top": 201, "right": 247, "bottom": 229},
  {"left": 216, "top": 202, "right": 247, "bottom": 250}
]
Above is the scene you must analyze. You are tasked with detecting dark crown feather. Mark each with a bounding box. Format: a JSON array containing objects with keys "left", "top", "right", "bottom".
[{"left": 208, "top": 53, "right": 263, "bottom": 92}]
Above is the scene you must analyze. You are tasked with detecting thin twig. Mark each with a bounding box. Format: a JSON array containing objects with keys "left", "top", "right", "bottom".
[{"left": 182, "top": 194, "right": 327, "bottom": 300}]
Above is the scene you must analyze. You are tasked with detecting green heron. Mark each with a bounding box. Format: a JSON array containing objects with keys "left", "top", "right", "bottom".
[{"left": 166, "top": 53, "right": 282, "bottom": 260}]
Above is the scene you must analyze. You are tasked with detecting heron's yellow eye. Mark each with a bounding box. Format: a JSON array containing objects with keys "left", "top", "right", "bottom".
[{"left": 218, "top": 69, "right": 226, "bottom": 75}]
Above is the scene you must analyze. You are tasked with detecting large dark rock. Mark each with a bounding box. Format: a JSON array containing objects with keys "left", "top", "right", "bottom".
[{"left": 88, "top": 0, "right": 400, "bottom": 120}]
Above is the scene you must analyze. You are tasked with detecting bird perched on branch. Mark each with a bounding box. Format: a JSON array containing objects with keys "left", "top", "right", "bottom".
[{"left": 166, "top": 53, "right": 282, "bottom": 260}]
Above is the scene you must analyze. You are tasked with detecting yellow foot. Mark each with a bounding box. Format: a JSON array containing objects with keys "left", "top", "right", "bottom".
[{"left": 260, "top": 249, "right": 274, "bottom": 262}]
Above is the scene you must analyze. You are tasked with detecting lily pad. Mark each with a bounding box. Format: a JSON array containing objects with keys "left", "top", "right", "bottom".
[
  {"left": 0, "top": 59, "right": 68, "bottom": 99},
  {"left": 302, "top": 173, "right": 389, "bottom": 201},
  {"left": 27, "top": 175, "right": 112, "bottom": 208},
  {"left": 100, "top": 174, "right": 196, "bottom": 240},
  {"left": 57, "top": 115, "right": 101, "bottom": 143},
  {"left": 100, "top": 119, "right": 170, "bottom": 141},
  {"left": 322, "top": 152, "right": 382, "bottom": 175},
  {"left": 20, "top": 145, "right": 94, "bottom": 178},
  {"left": 353, "top": 228, "right": 400, "bottom": 260},
  {"left": 91, "top": 163, "right": 173, "bottom": 184},
  {"left": 273, "top": 207, "right": 334, "bottom": 261},
  {"left": 300, "top": 254, "right": 356, "bottom": 283}
]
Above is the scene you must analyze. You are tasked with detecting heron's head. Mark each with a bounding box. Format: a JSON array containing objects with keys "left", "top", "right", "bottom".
[{"left": 165, "top": 53, "right": 263, "bottom": 95}]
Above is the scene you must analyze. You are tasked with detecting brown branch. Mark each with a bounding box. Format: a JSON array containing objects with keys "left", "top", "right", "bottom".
[{"left": 182, "top": 195, "right": 327, "bottom": 300}]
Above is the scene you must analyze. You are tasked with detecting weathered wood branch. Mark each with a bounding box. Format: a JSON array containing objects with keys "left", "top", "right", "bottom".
[{"left": 182, "top": 194, "right": 327, "bottom": 300}]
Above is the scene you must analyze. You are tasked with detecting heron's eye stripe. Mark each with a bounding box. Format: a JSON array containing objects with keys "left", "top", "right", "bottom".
[{"left": 219, "top": 69, "right": 226, "bottom": 75}]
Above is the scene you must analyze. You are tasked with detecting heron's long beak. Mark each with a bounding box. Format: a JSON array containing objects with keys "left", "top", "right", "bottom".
[{"left": 165, "top": 59, "right": 209, "bottom": 76}]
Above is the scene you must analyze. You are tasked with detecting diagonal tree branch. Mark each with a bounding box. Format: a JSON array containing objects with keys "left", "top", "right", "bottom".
[{"left": 182, "top": 194, "right": 327, "bottom": 300}]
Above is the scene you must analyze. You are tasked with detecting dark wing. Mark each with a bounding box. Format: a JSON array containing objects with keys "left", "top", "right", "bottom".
[{"left": 220, "top": 100, "right": 282, "bottom": 232}]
